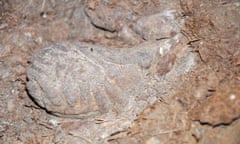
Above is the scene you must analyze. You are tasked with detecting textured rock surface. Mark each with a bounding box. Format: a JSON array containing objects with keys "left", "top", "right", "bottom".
[
  {"left": 133, "top": 10, "right": 181, "bottom": 40},
  {"left": 26, "top": 34, "right": 191, "bottom": 119},
  {"left": 2, "top": 0, "right": 239, "bottom": 143},
  {"left": 26, "top": 41, "right": 167, "bottom": 118}
]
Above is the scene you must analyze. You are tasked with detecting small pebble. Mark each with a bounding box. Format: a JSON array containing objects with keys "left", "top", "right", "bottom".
[{"left": 145, "top": 137, "right": 161, "bottom": 144}]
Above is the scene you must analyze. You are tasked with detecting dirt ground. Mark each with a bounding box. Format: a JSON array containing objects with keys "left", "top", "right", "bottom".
[{"left": 0, "top": 0, "right": 240, "bottom": 144}]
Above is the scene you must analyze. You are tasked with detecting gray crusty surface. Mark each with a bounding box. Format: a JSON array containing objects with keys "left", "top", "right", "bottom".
[{"left": 26, "top": 41, "right": 162, "bottom": 118}]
